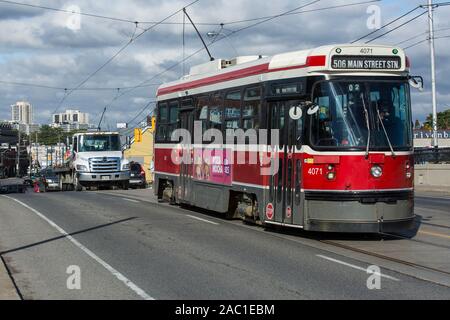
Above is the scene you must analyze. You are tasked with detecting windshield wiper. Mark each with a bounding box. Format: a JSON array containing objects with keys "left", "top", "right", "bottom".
[
  {"left": 361, "top": 93, "right": 371, "bottom": 159},
  {"left": 375, "top": 101, "right": 397, "bottom": 158}
]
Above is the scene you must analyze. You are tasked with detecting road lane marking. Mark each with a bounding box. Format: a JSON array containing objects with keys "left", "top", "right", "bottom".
[
  {"left": 317, "top": 254, "right": 400, "bottom": 281},
  {"left": 419, "top": 230, "right": 450, "bottom": 240},
  {"left": 2, "top": 195, "right": 155, "bottom": 300},
  {"left": 186, "top": 215, "right": 219, "bottom": 225},
  {"left": 122, "top": 198, "right": 140, "bottom": 203}
]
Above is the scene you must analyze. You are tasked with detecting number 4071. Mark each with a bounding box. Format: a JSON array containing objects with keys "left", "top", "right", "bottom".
[{"left": 308, "top": 168, "right": 323, "bottom": 176}]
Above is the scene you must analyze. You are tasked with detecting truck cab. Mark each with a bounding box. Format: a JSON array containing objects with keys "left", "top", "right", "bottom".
[{"left": 71, "top": 132, "right": 130, "bottom": 190}]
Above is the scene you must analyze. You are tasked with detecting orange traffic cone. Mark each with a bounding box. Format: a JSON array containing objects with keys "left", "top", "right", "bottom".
[{"left": 34, "top": 182, "right": 40, "bottom": 193}]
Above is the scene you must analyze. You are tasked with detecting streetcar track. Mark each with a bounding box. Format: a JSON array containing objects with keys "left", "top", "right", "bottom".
[
  {"left": 421, "top": 222, "right": 450, "bottom": 230},
  {"left": 97, "top": 191, "right": 450, "bottom": 281},
  {"left": 380, "top": 231, "right": 450, "bottom": 250},
  {"left": 320, "top": 239, "right": 450, "bottom": 277}
]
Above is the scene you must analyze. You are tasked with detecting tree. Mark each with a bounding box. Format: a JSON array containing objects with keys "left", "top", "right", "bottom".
[
  {"left": 424, "top": 109, "right": 450, "bottom": 130},
  {"left": 414, "top": 119, "right": 421, "bottom": 130},
  {"left": 37, "top": 125, "right": 64, "bottom": 145},
  {"left": 37, "top": 126, "right": 87, "bottom": 145}
]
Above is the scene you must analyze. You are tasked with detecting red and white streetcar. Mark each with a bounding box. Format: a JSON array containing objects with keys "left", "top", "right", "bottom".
[{"left": 154, "top": 44, "right": 419, "bottom": 233}]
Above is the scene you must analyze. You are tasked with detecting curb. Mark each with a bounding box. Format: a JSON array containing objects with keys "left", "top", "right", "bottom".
[{"left": 0, "top": 256, "right": 21, "bottom": 300}]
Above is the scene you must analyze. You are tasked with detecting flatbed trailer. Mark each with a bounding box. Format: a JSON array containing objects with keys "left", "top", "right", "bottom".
[{"left": 0, "top": 182, "right": 27, "bottom": 194}]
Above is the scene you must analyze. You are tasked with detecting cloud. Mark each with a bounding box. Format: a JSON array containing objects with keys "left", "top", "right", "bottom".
[{"left": 0, "top": 0, "right": 449, "bottom": 128}]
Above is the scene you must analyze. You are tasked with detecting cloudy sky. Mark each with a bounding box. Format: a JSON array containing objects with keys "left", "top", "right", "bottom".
[{"left": 0, "top": 0, "right": 449, "bottom": 130}]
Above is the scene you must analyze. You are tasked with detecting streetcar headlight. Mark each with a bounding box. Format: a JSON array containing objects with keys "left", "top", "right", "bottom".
[
  {"left": 327, "top": 172, "right": 336, "bottom": 180},
  {"left": 371, "top": 165, "right": 383, "bottom": 178}
]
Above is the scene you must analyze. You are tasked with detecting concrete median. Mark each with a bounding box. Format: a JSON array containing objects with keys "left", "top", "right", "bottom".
[{"left": 415, "top": 164, "right": 450, "bottom": 194}]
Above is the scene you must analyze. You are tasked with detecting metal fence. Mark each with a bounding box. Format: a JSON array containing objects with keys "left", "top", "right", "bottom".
[{"left": 414, "top": 148, "right": 450, "bottom": 164}]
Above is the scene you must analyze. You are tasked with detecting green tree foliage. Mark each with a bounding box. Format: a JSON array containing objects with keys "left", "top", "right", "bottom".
[
  {"left": 414, "top": 119, "right": 421, "bottom": 129},
  {"left": 424, "top": 109, "right": 450, "bottom": 130},
  {"left": 37, "top": 125, "right": 87, "bottom": 145}
]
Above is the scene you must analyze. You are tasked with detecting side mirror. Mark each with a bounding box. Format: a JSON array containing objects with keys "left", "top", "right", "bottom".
[
  {"left": 409, "top": 76, "right": 424, "bottom": 91},
  {"left": 304, "top": 101, "right": 320, "bottom": 116}
]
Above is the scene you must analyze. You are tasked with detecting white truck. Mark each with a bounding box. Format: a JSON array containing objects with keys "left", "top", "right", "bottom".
[{"left": 54, "top": 132, "right": 130, "bottom": 191}]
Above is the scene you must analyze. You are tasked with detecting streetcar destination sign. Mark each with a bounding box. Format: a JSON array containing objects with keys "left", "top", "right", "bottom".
[{"left": 331, "top": 56, "right": 402, "bottom": 70}]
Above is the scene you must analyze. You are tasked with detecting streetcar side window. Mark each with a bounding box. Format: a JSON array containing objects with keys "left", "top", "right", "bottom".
[
  {"left": 209, "top": 93, "right": 223, "bottom": 131},
  {"left": 196, "top": 96, "right": 209, "bottom": 136},
  {"left": 156, "top": 102, "right": 168, "bottom": 142},
  {"left": 224, "top": 90, "right": 242, "bottom": 130},
  {"left": 167, "top": 101, "right": 179, "bottom": 141},
  {"left": 243, "top": 87, "right": 261, "bottom": 130}
]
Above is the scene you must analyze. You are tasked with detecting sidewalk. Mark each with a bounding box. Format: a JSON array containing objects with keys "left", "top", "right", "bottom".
[
  {"left": 0, "top": 257, "right": 20, "bottom": 300},
  {"left": 0, "top": 190, "right": 21, "bottom": 300}
]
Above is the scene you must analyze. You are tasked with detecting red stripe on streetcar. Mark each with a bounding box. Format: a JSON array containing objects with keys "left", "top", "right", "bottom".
[
  {"left": 306, "top": 55, "right": 327, "bottom": 67},
  {"left": 157, "top": 55, "right": 327, "bottom": 97}
]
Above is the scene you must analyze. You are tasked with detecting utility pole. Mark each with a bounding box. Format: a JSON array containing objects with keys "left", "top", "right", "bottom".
[
  {"left": 427, "top": 0, "right": 438, "bottom": 149},
  {"left": 35, "top": 132, "right": 38, "bottom": 174},
  {"left": 16, "top": 128, "right": 21, "bottom": 177}
]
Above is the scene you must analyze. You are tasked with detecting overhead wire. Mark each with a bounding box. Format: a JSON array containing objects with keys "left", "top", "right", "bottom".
[
  {"left": 0, "top": 0, "right": 217, "bottom": 26},
  {"left": 352, "top": 1, "right": 450, "bottom": 43},
  {"left": 0, "top": 80, "right": 160, "bottom": 91},
  {"left": 50, "top": 0, "right": 200, "bottom": 117},
  {"left": 223, "top": 0, "right": 381, "bottom": 26},
  {"left": 365, "top": 11, "right": 428, "bottom": 43},
  {"left": 404, "top": 35, "right": 450, "bottom": 50},
  {"left": 119, "top": 0, "right": 381, "bottom": 128},
  {"left": 351, "top": 6, "right": 421, "bottom": 43},
  {"left": 368, "top": 2, "right": 450, "bottom": 44},
  {"left": 0, "top": 0, "right": 396, "bottom": 132},
  {"left": 0, "top": 0, "right": 380, "bottom": 27}
]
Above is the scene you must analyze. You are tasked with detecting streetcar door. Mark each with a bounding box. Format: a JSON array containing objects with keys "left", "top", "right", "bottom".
[
  {"left": 269, "top": 101, "right": 303, "bottom": 225},
  {"left": 179, "top": 109, "right": 194, "bottom": 203}
]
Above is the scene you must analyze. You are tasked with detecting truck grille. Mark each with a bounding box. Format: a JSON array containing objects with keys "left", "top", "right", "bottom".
[{"left": 89, "top": 157, "right": 120, "bottom": 172}]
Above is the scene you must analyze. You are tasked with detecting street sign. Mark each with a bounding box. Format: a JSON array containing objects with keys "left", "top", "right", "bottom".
[{"left": 266, "top": 203, "right": 274, "bottom": 220}]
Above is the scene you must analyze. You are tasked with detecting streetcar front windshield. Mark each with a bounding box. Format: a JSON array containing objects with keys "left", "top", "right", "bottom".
[
  {"left": 311, "top": 80, "right": 412, "bottom": 151},
  {"left": 79, "top": 135, "right": 121, "bottom": 152}
]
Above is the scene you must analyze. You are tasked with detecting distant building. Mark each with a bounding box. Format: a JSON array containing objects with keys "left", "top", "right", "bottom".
[
  {"left": 52, "top": 109, "right": 92, "bottom": 132},
  {"left": 11, "top": 101, "right": 33, "bottom": 124},
  {"left": 0, "top": 122, "right": 18, "bottom": 146},
  {"left": 11, "top": 123, "right": 40, "bottom": 136},
  {"left": 53, "top": 109, "right": 89, "bottom": 125}
]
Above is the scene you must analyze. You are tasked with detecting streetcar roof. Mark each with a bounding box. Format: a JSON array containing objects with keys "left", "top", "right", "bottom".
[
  {"left": 157, "top": 44, "right": 409, "bottom": 100},
  {"left": 73, "top": 132, "right": 119, "bottom": 137}
]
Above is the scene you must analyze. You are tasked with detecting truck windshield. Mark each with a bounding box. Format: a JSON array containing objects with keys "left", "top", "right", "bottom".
[
  {"left": 78, "top": 135, "right": 121, "bottom": 152},
  {"left": 310, "top": 80, "right": 412, "bottom": 151}
]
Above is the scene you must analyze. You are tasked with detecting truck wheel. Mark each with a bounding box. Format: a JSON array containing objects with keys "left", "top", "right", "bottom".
[{"left": 74, "top": 175, "right": 83, "bottom": 192}]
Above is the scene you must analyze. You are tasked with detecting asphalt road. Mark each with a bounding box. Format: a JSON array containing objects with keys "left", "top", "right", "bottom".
[{"left": 0, "top": 190, "right": 449, "bottom": 300}]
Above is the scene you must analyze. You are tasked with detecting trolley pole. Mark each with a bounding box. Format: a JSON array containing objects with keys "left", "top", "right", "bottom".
[{"left": 427, "top": 0, "right": 439, "bottom": 149}]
